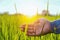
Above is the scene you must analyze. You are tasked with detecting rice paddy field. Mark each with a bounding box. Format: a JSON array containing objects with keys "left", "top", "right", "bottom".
[{"left": 0, "top": 13, "right": 60, "bottom": 40}]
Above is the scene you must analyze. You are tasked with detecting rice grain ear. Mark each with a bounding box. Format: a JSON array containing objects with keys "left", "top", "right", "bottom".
[{"left": 24, "top": 24, "right": 28, "bottom": 40}]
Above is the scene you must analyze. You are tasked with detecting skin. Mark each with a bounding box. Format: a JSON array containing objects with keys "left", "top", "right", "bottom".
[{"left": 20, "top": 18, "right": 52, "bottom": 36}]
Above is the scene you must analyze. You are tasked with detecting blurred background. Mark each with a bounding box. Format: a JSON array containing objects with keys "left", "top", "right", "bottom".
[{"left": 0, "top": 0, "right": 60, "bottom": 40}]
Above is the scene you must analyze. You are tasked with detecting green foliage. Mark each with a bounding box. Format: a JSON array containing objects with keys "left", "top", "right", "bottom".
[{"left": 0, "top": 13, "right": 60, "bottom": 40}]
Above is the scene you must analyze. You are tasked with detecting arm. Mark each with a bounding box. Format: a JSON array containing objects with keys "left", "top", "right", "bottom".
[{"left": 20, "top": 19, "right": 60, "bottom": 36}]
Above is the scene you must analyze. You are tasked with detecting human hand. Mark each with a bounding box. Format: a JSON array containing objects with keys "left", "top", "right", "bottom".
[{"left": 20, "top": 18, "right": 52, "bottom": 36}]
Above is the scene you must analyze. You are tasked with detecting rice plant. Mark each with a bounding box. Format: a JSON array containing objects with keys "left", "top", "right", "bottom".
[{"left": 0, "top": 13, "right": 60, "bottom": 40}]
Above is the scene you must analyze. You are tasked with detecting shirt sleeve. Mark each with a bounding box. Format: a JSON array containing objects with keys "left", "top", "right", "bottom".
[{"left": 50, "top": 20, "right": 60, "bottom": 34}]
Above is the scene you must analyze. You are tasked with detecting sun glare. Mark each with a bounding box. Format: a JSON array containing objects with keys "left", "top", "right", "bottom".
[
  {"left": 13, "top": 0, "right": 39, "bottom": 17},
  {"left": 20, "top": 9, "right": 37, "bottom": 17},
  {"left": 18, "top": 3, "right": 38, "bottom": 17}
]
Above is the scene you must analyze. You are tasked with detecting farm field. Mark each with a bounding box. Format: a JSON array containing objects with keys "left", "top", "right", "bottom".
[{"left": 0, "top": 13, "right": 60, "bottom": 40}]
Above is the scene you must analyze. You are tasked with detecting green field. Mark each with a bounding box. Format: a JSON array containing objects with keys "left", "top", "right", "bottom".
[{"left": 0, "top": 13, "right": 60, "bottom": 40}]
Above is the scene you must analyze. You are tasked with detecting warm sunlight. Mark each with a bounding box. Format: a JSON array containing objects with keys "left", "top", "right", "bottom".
[{"left": 0, "top": 0, "right": 60, "bottom": 16}]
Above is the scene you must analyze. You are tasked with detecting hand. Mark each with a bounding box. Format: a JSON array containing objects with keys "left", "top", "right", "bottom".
[{"left": 20, "top": 18, "right": 52, "bottom": 36}]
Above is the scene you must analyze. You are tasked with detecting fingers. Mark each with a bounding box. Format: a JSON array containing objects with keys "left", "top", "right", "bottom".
[
  {"left": 27, "top": 32, "right": 35, "bottom": 36},
  {"left": 27, "top": 29, "right": 34, "bottom": 32},
  {"left": 20, "top": 24, "right": 34, "bottom": 32},
  {"left": 27, "top": 24, "right": 42, "bottom": 36},
  {"left": 27, "top": 24, "right": 35, "bottom": 33},
  {"left": 27, "top": 29, "right": 41, "bottom": 36},
  {"left": 20, "top": 18, "right": 46, "bottom": 36},
  {"left": 20, "top": 24, "right": 26, "bottom": 32},
  {"left": 27, "top": 24, "right": 36, "bottom": 36},
  {"left": 28, "top": 24, "right": 34, "bottom": 30},
  {"left": 20, "top": 24, "right": 36, "bottom": 36}
]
